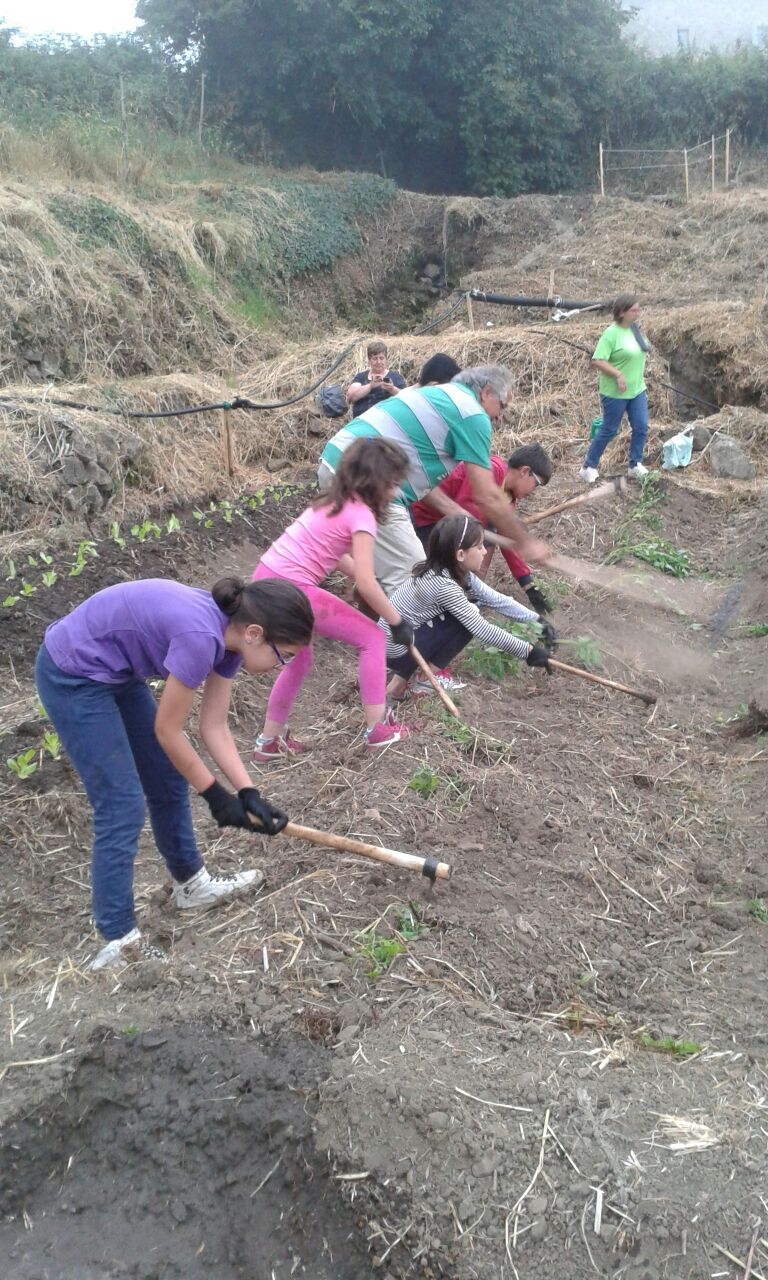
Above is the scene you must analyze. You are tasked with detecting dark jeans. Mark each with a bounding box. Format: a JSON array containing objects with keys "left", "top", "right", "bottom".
[
  {"left": 388, "top": 614, "right": 472, "bottom": 679},
  {"left": 35, "top": 644, "right": 203, "bottom": 940},
  {"left": 584, "top": 390, "right": 649, "bottom": 469}
]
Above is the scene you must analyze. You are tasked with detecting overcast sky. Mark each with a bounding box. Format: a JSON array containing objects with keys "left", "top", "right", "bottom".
[{"left": 1, "top": 1, "right": 140, "bottom": 39}]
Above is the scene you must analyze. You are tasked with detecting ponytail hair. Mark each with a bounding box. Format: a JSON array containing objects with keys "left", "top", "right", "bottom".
[
  {"left": 315, "top": 436, "right": 409, "bottom": 522},
  {"left": 414, "top": 514, "right": 485, "bottom": 589},
  {"left": 212, "top": 576, "right": 314, "bottom": 646}
]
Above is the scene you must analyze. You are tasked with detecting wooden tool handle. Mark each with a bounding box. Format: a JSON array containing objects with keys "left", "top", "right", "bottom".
[
  {"left": 408, "top": 644, "right": 461, "bottom": 718},
  {"left": 526, "top": 478, "right": 626, "bottom": 526},
  {"left": 283, "top": 821, "right": 452, "bottom": 880},
  {"left": 548, "top": 657, "right": 657, "bottom": 704}
]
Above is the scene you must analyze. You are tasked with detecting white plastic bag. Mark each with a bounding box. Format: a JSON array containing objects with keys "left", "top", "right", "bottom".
[{"left": 662, "top": 431, "right": 693, "bottom": 470}]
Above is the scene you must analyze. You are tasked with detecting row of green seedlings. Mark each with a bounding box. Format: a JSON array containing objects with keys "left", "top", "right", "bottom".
[
  {"left": 461, "top": 611, "right": 604, "bottom": 683},
  {"left": 2, "top": 485, "right": 306, "bottom": 608},
  {"left": 606, "top": 471, "right": 691, "bottom": 579}
]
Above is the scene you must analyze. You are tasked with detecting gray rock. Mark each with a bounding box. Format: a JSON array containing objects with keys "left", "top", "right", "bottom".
[
  {"left": 427, "top": 1111, "right": 451, "bottom": 1132},
  {"left": 70, "top": 430, "right": 97, "bottom": 463},
  {"left": 94, "top": 428, "right": 121, "bottom": 471},
  {"left": 41, "top": 351, "right": 61, "bottom": 378},
  {"left": 83, "top": 482, "right": 105, "bottom": 513},
  {"left": 692, "top": 424, "right": 714, "bottom": 451},
  {"left": 709, "top": 436, "right": 755, "bottom": 480},
  {"left": 119, "top": 431, "right": 145, "bottom": 463},
  {"left": 61, "top": 455, "right": 89, "bottom": 486},
  {"left": 85, "top": 461, "right": 114, "bottom": 491}
]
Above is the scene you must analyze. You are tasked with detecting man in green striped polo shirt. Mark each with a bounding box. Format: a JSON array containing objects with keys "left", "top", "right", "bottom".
[{"left": 319, "top": 365, "right": 550, "bottom": 594}]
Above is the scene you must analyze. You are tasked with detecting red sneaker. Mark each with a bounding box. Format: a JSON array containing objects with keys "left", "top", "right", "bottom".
[
  {"left": 364, "top": 709, "right": 410, "bottom": 750},
  {"left": 251, "top": 731, "right": 310, "bottom": 764}
]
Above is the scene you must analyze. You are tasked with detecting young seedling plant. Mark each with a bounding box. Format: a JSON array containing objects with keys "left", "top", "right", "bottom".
[
  {"left": 7, "top": 748, "right": 38, "bottom": 779},
  {"left": 408, "top": 764, "right": 440, "bottom": 798}
]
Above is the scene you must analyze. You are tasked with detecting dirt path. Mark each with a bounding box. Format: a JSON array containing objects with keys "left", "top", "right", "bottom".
[{"left": 1, "top": 473, "right": 766, "bottom": 1279}]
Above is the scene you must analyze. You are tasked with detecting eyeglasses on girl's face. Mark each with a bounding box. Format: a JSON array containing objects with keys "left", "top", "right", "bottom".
[{"left": 268, "top": 639, "right": 295, "bottom": 667}]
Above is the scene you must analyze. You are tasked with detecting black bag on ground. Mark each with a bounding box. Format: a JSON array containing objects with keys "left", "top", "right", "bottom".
[{"left": 316, "top": 383, "right": 347, "bottom": 418}]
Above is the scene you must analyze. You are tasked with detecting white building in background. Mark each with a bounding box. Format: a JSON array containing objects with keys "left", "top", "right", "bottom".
[{"left": 625, "top": 0, "right": 767, "bottom": 53}]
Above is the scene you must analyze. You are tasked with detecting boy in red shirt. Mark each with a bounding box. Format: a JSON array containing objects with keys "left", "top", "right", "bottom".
[{"left": 410, "top": 443, "right": 553, "bottom": 614}]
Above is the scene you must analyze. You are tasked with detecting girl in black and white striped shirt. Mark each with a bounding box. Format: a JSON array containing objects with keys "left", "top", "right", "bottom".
[{"left": 380, "top": 515, "right": 554, "bottom": 700}]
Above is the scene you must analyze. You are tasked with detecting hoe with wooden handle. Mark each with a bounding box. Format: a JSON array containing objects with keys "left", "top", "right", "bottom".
[
  {"left": 524, "top": 476, "right": 627, "bottom": 526},
  {"left": 248, "top": 815, "right": 451, "bottom": 881}
]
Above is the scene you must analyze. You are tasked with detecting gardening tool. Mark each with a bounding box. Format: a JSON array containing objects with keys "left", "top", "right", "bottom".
[
  {"left": 408, "top": 643, "right": 461, "bottom": 719},
  {"left": 524, "top": 477, "right": 627, "bottom": 526},
  {"left": 548, "top": 657, "right": 656, "bottom": 705},
  {"left": 248, "top": 815, "right": 451, "bottom": 881}
]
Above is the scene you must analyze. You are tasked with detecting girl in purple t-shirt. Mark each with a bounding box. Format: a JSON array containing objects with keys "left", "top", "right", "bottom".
[
  {"left": 35, "top": 576, "right": 313, "bottom": 971},
  {"left": 252, "top": 437, "right": 415, "bottom": 756}
]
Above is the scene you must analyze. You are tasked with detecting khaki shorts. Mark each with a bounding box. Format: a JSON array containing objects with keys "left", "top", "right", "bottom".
[{"left": 373, "top": 501, "right": 425, "bottom": 596}]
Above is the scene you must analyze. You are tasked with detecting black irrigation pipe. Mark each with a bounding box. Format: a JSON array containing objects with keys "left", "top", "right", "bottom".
[
  {"left": 526, "top": 327, "right": 721, "bottom": 413},
  {"left": 411, "top": 291, "right": 469, "bottom": 336},
  {"left": 469, "top": 288, "right": 609, "bottom": 310},
  {"left": 0, "top": 337, "right": 363, "bottom": 422}
]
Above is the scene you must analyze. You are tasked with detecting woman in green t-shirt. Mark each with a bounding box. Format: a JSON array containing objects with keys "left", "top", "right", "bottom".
[{"left": 579, "top": 293, "right": 650, "bottom": 484}]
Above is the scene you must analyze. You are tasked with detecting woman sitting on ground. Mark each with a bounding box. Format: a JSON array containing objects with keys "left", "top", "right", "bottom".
[{"left": 380, "top": 515, "right": 554, "bottom": 701}]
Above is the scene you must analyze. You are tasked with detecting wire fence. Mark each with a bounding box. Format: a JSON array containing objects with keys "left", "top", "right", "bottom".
[{"left": 598, "top": 129, "right": 733, "bottom": 200}]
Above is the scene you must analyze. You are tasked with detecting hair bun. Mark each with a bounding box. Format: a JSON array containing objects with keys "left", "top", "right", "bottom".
[{"left": 211, "top": 576, "right": 245, "bottom": 616}]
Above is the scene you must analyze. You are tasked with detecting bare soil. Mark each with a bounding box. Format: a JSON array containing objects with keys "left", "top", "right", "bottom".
[{"left": 1, "top": 460, "right": 767, "bottom": 1279}]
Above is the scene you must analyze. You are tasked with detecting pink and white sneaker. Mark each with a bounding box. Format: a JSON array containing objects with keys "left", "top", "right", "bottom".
[
  {"left": 364, "top": 709, "right": 410, "bottom": 750},
  {"left": 251, "top": 730, "right": 310, "bottom": 764}
]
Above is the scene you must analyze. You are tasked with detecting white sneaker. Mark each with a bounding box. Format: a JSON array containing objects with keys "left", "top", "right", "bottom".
[
  {"left": 412, "top": 673, "right": 467, "bottom": 695},
  {"left": 579, "top": 466, "right": 599, "bottom": 484},
  {"left": 171, "top": 865, "right": 264, "bottom": 911},
  {"left": 628, "top": 463, "right": 649, "bottom": 479},
  {"left": 89, "top": 928, "right": 168, "bottom": 971}
]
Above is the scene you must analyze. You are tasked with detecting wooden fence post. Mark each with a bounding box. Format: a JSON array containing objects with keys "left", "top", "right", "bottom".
[
  {"left": 119, "top": 74, "right": 128, "bottom": 180},
  {"left": 599, "top": 142, "right": 605, "bottom": 198},
  {"left": 683, "top": 149, "right": 689, "bottom": 201},
  {"left": 198, "top": 72, "right": 206, "bottom": 146},
  {"left": 724, "top": 127, "right": 730, "bottom": 187},
  {"left": 220, "top": 409, "right": 234, "bottom": 479},
  {"left": 711, "top": 134, "right": 716, "bottom": 192},
  {"left": 466, "top": 293, "right": 475, "bottom": 331}
]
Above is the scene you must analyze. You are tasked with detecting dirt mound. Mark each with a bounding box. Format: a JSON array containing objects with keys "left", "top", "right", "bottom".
[{"left": 0, "top": 1026, "right": 373, "bottom": 1279}]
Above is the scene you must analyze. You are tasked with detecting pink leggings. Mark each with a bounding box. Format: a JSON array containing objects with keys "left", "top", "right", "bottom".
[{"left": 253, "top": 566, "right": 387, "bottom": 725}]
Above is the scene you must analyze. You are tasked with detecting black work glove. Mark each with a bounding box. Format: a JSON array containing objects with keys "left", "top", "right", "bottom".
[
  {"left": 526, "top": 643, "right": 552, "bottom": 673},
  {"left": 390, "top": 617, "right": 415, "bottom": 647},
  {"left": 525, "top": 584, "right": 550, "bottom": 615},
  {"left": 201, "top": 780, "right": 251, "bottom": 830},
  {"left": 537, "top": 617, "right": 558, "bottom": 651},
  {"left": 238, "top": 787, "right": 289, "bottom": 836}
]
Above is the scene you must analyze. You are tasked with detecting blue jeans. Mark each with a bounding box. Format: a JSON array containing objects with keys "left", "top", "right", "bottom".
[
  {"left": 584, "top": 391, "right": 649, "bottom": 469},
  {"left": 35, "top": 644, "right": 203, "bottom": 940}
]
